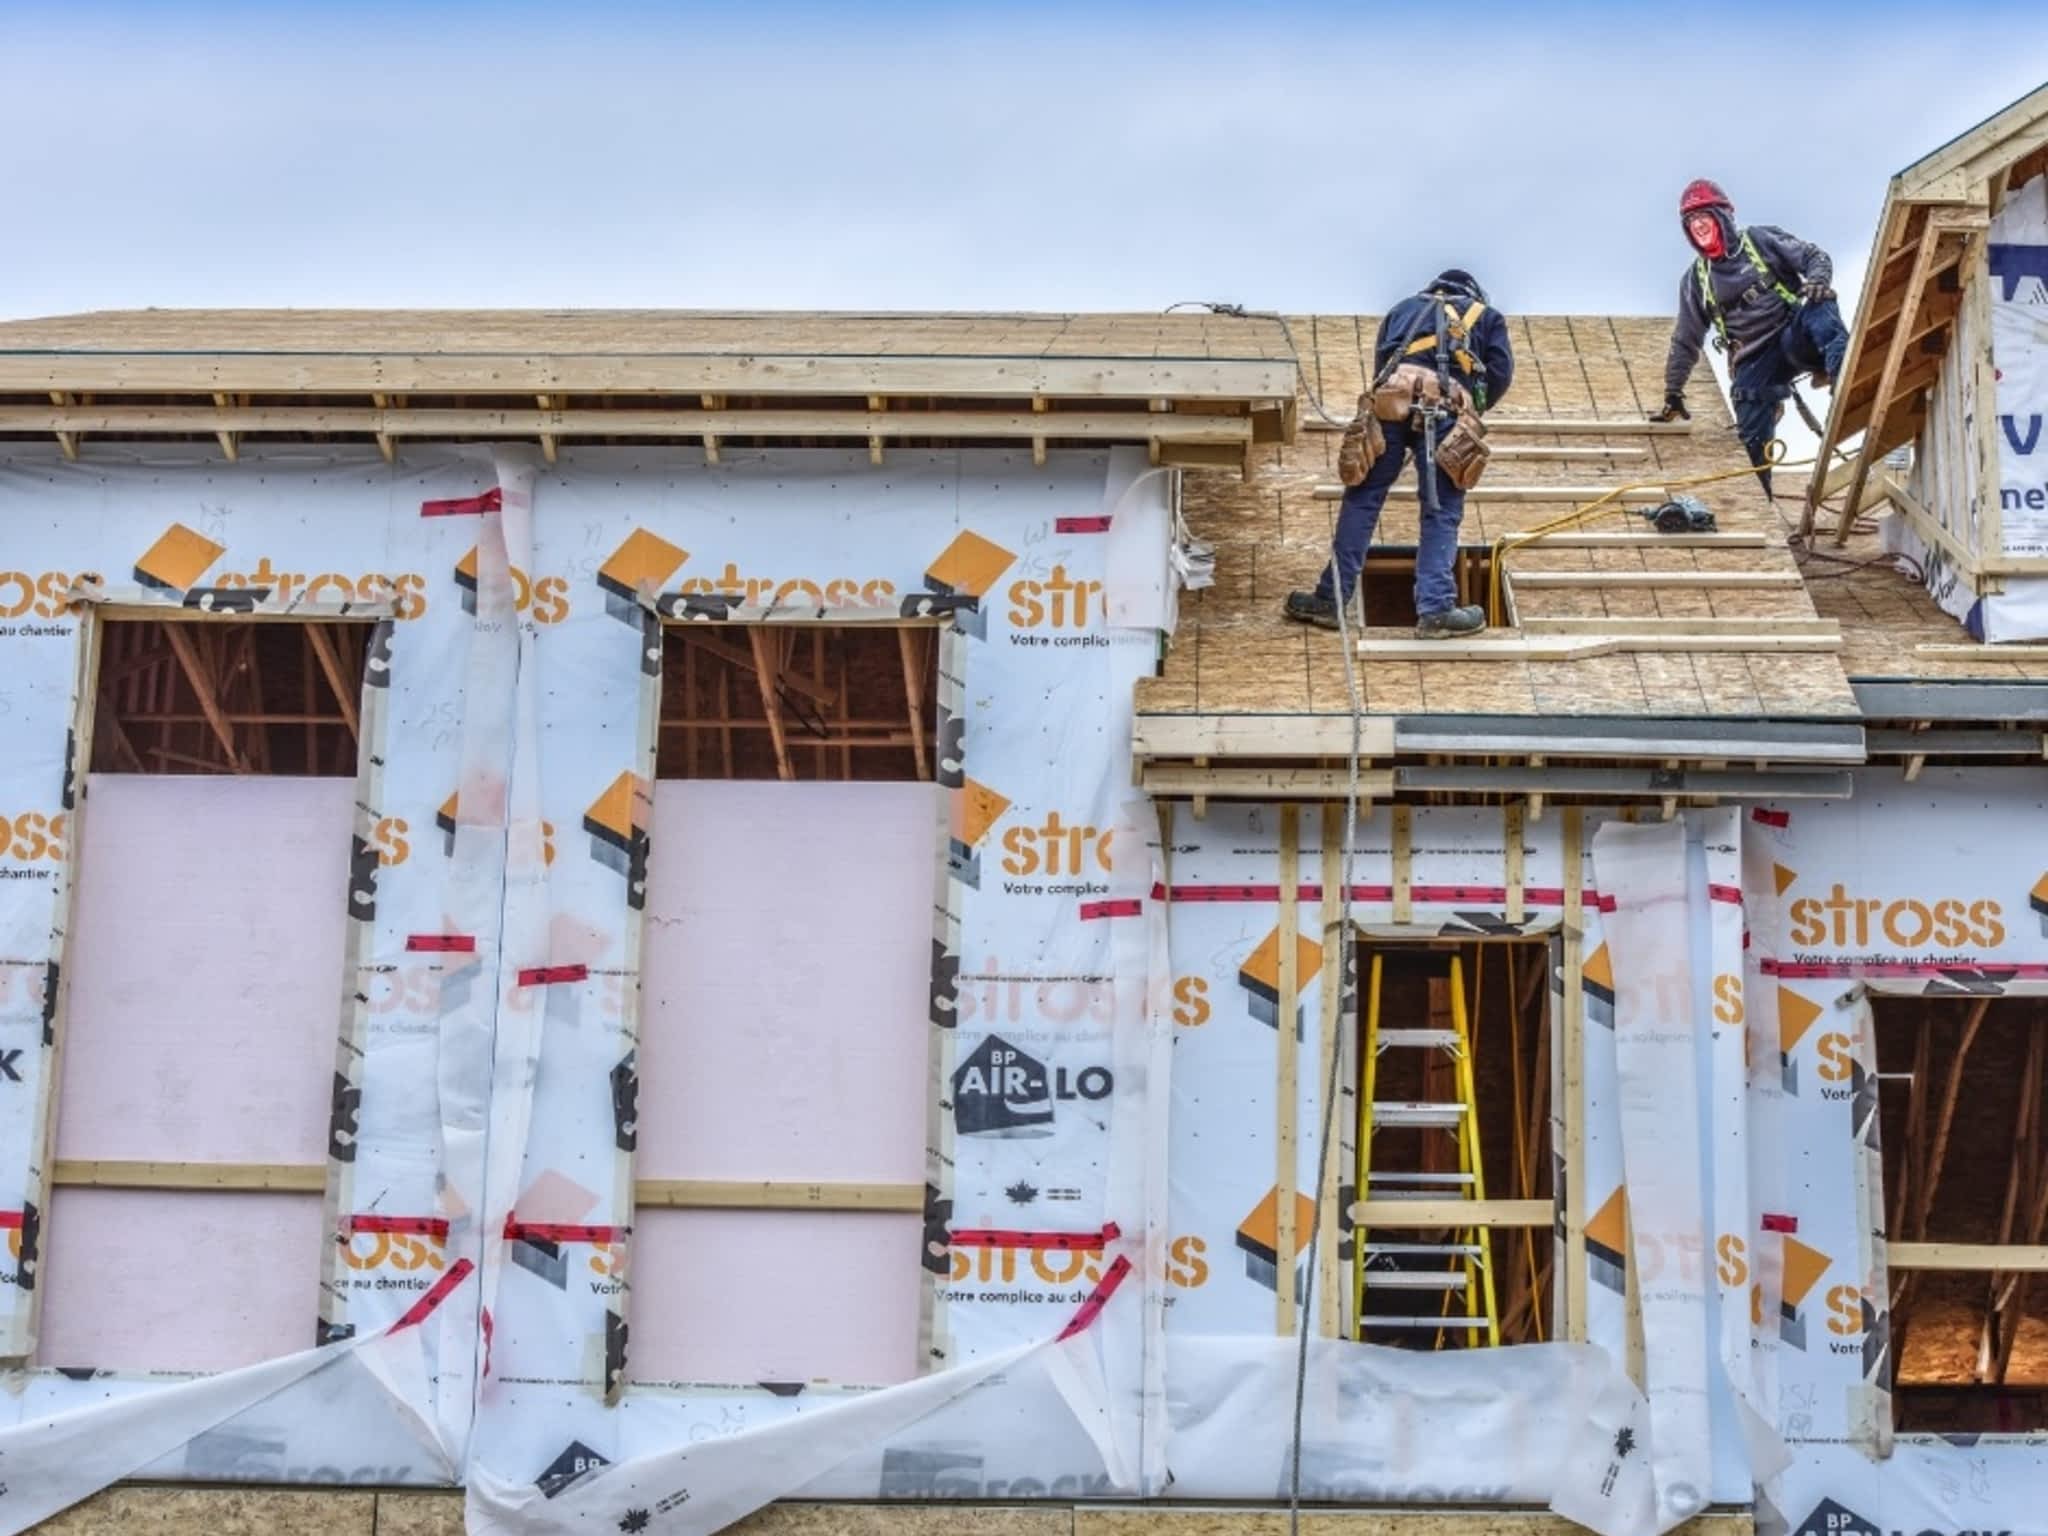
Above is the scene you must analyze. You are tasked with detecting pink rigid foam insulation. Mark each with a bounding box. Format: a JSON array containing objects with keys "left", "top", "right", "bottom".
[
  {"left": 57, "top": 775, "right": 355, "bottom": 1165},
  {"left": 36, "top": 1188, "right": 324, "bottom": 1374},
  {"left": 636, "top": 781, "right": 936, "bottom": 1184},
  {"left": 630, "top": 780, "right": 938, "bottom": 1385},
  {"left": 627, "top": 1210, "right": 921, "bottom": 1387}
]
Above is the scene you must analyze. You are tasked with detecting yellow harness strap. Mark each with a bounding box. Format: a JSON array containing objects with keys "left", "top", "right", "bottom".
[{"left": 1402, "top": 299, "right": 1487, "bottom": 372}]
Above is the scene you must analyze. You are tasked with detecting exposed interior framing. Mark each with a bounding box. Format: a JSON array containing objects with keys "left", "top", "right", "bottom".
[
  {"left": 89, "top": 614, "right": 375, "bottom": 777},
  {"left": 1873, "top": 992, "right": 2048, "bottom": 1429},
  {"left": 1350, "top": 937, "right": 1556, "bottom": 1349},
  {"left": 656, "top": 620, "right": 941, "bottom": 781}
]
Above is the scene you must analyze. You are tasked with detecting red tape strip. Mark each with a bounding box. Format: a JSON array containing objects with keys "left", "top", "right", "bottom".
[
  {"left": 504, "top": 1217, "right": 625, "bottom": 1244},
  {"left": 407, "top": 934, "right": 477, "bottom": 953},
  {"left": 1762, "top": 958, "right": 2048, "bottom": 980},
  {"left": 1708, "top": 883, "right": 1743, "bottom": 906},
  {"left": 1057, "top": 1254, "right": 1133, "bottom": 1340},
  {"left": 1761, "top": 1213, "right": 1798, "bottom": 1234},
  {"left": 949, "top": 1222, "right": 1120, "bottom": 1252},
  {"left": 421, "top": 488, "right": 503, "bottom": 518},
  {"left": 0, "top": 1211, "right": 21, "bottom": 1231},
  {"left": 517, "top": 963, "right": 588, "bottom": 987},
  {"left": 393, "top": 1257, "right": 474, "bottom": 1331},
  {"left": 1751, "top": 807, "right": 1790, "bottom": 828},
  {"left": 347, "top": 1214, "right": 450, "bottom": 1238},
  {"left": 1078, "top": 899, "right": 1142, "bottom": 921},
  {"left": 1054, "top": 515, "right": 1112, "bottom": 534}
]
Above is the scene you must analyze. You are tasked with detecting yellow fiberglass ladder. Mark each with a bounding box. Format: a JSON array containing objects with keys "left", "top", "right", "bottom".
[{"left": 1353, "top": 949, "right": 1501, "bottom": 1347}]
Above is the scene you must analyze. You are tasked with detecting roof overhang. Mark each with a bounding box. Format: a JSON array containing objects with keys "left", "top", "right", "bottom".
[{"left": 0, "top": 308, "right": 1301, "bottom": 470}]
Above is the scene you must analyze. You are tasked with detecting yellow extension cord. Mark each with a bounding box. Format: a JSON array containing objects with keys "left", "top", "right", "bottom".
[{"left": 1484, "top": 440, "right": 1817, "bottom": 627}]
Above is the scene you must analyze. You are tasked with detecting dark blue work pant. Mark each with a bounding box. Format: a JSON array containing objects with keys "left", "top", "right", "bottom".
[
  {"left": 1732, "top": 299, "right": 1850, "bottom": 482},
  {"left": 1313, "top": 415, "right": 1466, "bottom": 616}
]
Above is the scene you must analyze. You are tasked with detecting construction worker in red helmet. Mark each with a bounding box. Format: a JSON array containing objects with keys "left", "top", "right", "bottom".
[{"left": 1651, "top": 179, "right": 1848, "bottom": 497}]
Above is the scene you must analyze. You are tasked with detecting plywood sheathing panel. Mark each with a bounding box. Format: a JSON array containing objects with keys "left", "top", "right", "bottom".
[{"left": 1153, "top": 312, "right": 1862, "bottom": 723}]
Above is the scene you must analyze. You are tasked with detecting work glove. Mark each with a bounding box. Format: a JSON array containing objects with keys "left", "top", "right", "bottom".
[
  {"left": 1801, "top": 278, "right": 1835, "bottom": 304},
  {"left": 1649, "top": 392, "right": 1690, "bottom": 423}
]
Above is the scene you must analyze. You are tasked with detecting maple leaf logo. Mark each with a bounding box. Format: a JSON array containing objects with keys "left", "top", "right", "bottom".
[
  {"left": 1005, "top": 1180, "right": 1040, "bottom": 1205},
  {"left": 1613, "top": 1427, "right": 1636, "bottom": 1459},
  {"left": 618, "top": 1510, "right": 651, "bottom": 1533}
]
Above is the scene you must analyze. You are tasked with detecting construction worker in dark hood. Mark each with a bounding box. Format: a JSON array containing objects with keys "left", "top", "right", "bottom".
[
  {"left": 1285, "top": 270, "right": 1514, "bottom": 637},
  {"left": 1651, "top": 179, "right": 1849, "bottom": 497}
]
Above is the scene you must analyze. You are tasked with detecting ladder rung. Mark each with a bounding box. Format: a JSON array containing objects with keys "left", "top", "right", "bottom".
[
  {"left": 1359, "top": 1316, "right": 1492, "bottom": 1329},
  {"left": 1376, "top": 1028, "right": 1462, "bottom": 1051},
  {"left": 1362, "top": 1241, "right": 1484, "bottom": 1256},
  {"left": 1366, "top": 1171, "right": 1475, "bottom": 1187},
  {"left": 1363, "top": 1271, "right": 1469, "bottom": 1291},
  {"left": 1371, "top": 1101, "right": 1467, "bottom": 1127}
]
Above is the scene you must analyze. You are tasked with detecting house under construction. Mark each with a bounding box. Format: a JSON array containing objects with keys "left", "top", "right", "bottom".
[{"left": 0, "top": 83, "right": 2044, "bottom": 1536}]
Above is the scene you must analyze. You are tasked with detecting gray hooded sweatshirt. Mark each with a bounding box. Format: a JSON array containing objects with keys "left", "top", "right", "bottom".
[{"left": 1664, "top": 224, "right": 1833, "bottom": 397}]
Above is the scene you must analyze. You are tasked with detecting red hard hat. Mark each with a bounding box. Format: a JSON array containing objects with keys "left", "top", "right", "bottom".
[{"left": 1679, "top": 179, "right": 1733, "bottom": 217}]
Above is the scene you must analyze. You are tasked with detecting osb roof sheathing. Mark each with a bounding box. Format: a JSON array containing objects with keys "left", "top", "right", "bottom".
[
  {"left": 0, "top": 308, "right": 1298, "bottom": 400},
  {"left": 1142, "top": 314, "right": 1862, "bottom": 722}
]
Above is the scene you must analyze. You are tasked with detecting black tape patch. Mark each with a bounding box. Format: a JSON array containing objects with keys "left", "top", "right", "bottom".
[
  {"left": 604, "top": 1311, "right": 629, "bottom": 1398},
  {"left": 896, "top": 591, "right": 975, "bottom": 622},
  {"left": 54, "top": 1365, "right": 97, "bottom": 1382},
  {"left": 364, "top": 619, "right": 395, "bottom": 690},
  {"left": 329, "top": 1073, "right": 361, "bottom": 1161},
  {"left": 656, "top": 592, "right": 734, "bottom": 622},
  {"left": 183, "top": 587, "right": 266, "bottom": 613},
  {"left": 348, "top": 834, "right": 380, "bottom": 922},
  {"left": 638, "top": 610, "right": 662, "bottom": 678},
  {"left": 757, "top": 1381, "right": 806, "bottom": 1398},
  {"left": 16, "top": 1200, "right": 39, "bottom": 1292},
  {"left": 611, "top": 1052, "right": 638, "bottom": 1153},
  {"left": 934, "top": 702, "right": 965, "bottom": 789},
  {"left": 60, "top": 728, "right": 76, "bottom": 812},
  {"left": 928, "top": 940, "right": 959, "bottom": 1028},
  {"left": 921, "top": 1184, "right": 953, "bottom": 1276},
  {"left": 40, "top": 961, "right": 58, "bottom": 1047},
  {"left": 317, "top": 1318, "right": 357, "bottom": 1346}
]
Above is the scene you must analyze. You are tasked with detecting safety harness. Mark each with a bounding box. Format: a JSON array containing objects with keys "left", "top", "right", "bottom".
[
  {"left": 1696, "top": 229, "right": 1801, "bottom": 354},
  {"left": 1402, "top": 297, "right": 1491, "bottom": 410}
]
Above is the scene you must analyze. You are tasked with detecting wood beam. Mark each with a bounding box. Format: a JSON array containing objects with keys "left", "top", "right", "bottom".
[
  {"left": 0, "top": 403, "right": 1258, "bottom": 446},
  {"left": 211, "top": 391, "right": 239, "bottom": 461},
  {"left": 898, "top": 627, "right": 929, "bottom": 780},
  {"left": 1833, "top": 222, "right": 1944, "bottom": 545},
  {"left": 633, "top": 1179, "right": 922, "bottom": 1212},
  {"left": 370, "top": 393, "right": 395, "bottom": 462},
  {"left": 305, "top": 623, "right": 359, "bottom": 742},
  {"left": 536, "top": 394, "right": 559, "bottom": 463},
  {"left": 1031, "top": 395, "right": 1048, "bottom": 466},
  {"left": 700, "top": 393, "right": 722, "bottom": 464},
  {"left": 1506, "top": 570, "right": 1803, "bottom": 591},
  {"left": 868, "top": 394, "right": 885, "bottom": 465},
  {"left": 48, "top": 389, "right": 79, "bottom": 460},
  {"left": 1889, "top": 1243, "right": 2048, "bottom": 1273},
  {"left": 748, "top": 627, "right": 795, "bottom": 781},
  {"left": 163, "top": 620, "right": 243, "bottom": 772},
  {"left": 1349, "top": 1198, "right": 1553, "bottom": 1229}
]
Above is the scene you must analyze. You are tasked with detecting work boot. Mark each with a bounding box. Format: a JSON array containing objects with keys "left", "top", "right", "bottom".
[
  {"left": 1416, "top": 604, "right": 1485, "bottom": 639},
  {"left": 1283, "top": 591, "right": 1342, "bottom": 632}
]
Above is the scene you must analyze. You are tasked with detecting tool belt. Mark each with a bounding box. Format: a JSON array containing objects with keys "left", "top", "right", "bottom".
[
  {"left": 1371, "top": 362, "right": 1470, "bottom": 423},
  {"left": 1434, "top": 406, "right": 1491, "bottom": 491},
  {"left": 1336, "top": 393, "right": 1386, "bottom": 486}
]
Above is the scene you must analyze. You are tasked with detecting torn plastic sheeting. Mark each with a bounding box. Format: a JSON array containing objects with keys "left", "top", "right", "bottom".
[
  {"left": 1164, "top": 1336, "right": 1621, "bottom": 1503},
  {"left": 470, "top": 1286, "right": 1131, "bottom": 1533},
  {"left": 1585, "top": 818, "right": 1716, "bottom": 1533},
  {"left": 0, "top": 1262, "right": 472, "bottom": 1533}
]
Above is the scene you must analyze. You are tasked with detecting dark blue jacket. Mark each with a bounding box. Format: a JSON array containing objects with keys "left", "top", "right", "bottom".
[{"left": 1374, "top": 292, "right": 1516, "bottom": 413}]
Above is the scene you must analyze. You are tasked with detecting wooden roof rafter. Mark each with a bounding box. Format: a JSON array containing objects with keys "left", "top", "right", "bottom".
[{"left": 1807, "top": 82, "right": 2048, "bottom": 546}]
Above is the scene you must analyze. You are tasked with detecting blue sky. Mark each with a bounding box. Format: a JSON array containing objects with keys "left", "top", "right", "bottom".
[{"left": 1, "top": 2, "right": 2043, "bottom": 321}]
